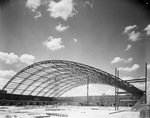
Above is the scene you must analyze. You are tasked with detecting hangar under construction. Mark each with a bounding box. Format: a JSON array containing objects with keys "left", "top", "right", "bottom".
[{"left": 0, "top": 60, "right": 148, "bottom": 110}]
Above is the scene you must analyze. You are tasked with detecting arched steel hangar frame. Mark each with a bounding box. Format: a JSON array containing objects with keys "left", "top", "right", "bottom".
[{"left": 2, "top": 60, "right": 144, "bottom": 98}]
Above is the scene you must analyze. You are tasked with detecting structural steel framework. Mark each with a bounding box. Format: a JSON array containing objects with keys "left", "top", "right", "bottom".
[{"left": 2, "top": 60, "right": 144, "bottom": 98}]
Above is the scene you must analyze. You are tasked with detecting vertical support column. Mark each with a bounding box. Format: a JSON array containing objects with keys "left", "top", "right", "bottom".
[
  {"left": 115, "top": 68, "right": 117, "bottom": 111},
  {"left": 145, "top": 63, "right": 147, "bottom": 104},
  {"left": 117, "top": 70, "right": 119, "bottom": 110},
  {"left": 87, "top": 75, "right": 89, "bottom": 106}
]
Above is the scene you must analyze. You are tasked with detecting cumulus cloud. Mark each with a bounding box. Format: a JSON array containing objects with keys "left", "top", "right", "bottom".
[
  {"left": 0, "top": 70, "right": 16, "bottom": 77},
  {"left": 0, "top": 77, "right": 8, "bottom": 89},
  {"left": 111, "top": 57, "right": 124, "bottom": 64},
  {"left": 26, "top": 0, "right": 42, "bottom": 19},
  {"left": 123, "top": 25, "right": 137, "bottom": 34},
  {"left": 124, "top": 44, "right": 132, "bottom": 51},
  {"left": 47, "top": 0, "right": 77, "bottom": 20},
  {"left": 26, "top": 0, "right": 41, "bottom": 12},
  {"left": 144, "top": 24, "right": 150, "bottom": 36},
  {"left": 111, "top": 57, "right": 133, "bottom": 64},
  {"left": 128, "top": 31, "right": 140, "bottom": 42},
  {"left": 73, "top": 38, "right": 78, "bottom": 42},
  {"left": 0, "top": 52, "right": 35, "bottom": 65},
  {"left": 19, "top": 54, "right": 35, "bottom": 65},
  {"left": 123, "top": 25, "right": 140, "bottom": 42},
  {"left": 118, "top": 64, "right": 140, "bottom": 72},
  {"left": 0, "top": 52, "right": 19, "bottom": 64},
  {"left": 121, "top": 76, "right": 135, "bottom": 80},
  {"left": 43, "top": 36, "right": 65, "bottom": 51},
  {"left": 34, "top": 11, "right": 42, "bottom": 19},
  {"left": 0, "top": 70, "right": 16, "bottom": 89},
  {"left": 124, "top": 57, "right": 133, "bottom": 63},
  {"left": 26, "top": 0, "right": 78, "bottom": 20},
  {"left": 55, "top": 23, "right": 69, "bottom": 32}
]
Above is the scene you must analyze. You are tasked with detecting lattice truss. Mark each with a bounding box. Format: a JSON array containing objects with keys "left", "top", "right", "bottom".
[{"left": 2, "top": 60, "right": 144, "bottom": 98}]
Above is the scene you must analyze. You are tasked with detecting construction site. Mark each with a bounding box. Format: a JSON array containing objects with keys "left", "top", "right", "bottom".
[{"left": 0, "top": 60, "right": 149, "bottom": 118}]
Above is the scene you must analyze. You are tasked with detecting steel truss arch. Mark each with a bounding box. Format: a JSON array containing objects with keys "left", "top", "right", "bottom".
[{"left": 2, "top": 60, "right": 144, "bottom": 98}]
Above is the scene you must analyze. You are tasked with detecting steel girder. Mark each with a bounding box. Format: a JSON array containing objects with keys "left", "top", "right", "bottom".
[
  {"left": 2, "top": 60, "right": 144, "bottom": 98},
  {"left": 41, "top": 75, "right": 101, "bottom": 97},
  {"left": 35, "top": 68, "right": 89, "bottom": 96},
  {"left": 46, "top": 80, "right": 87, "bottom": 97},
  {"left": 36, "top": 75, "right": 87, "bottom": 96}
]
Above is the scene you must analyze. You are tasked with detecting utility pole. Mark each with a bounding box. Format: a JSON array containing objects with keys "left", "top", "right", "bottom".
[{"left": 145, "top": 63, "right": 147, "bottom": 105}]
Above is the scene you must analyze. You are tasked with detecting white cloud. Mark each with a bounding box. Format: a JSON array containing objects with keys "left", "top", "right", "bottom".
[
  {"left": 19, "top": 54, "right": 35, "bottom": 65},
  {"left": 123, "top": 25, "right": 141, "bottom": 42},
  {"left": 123, "top": 25, "right": 137, "bottom": 34},
  {"left": 34, "top": 11, "right": 42, "bottom": 19},
  {"left": 26, "top": 0, "right": 41, "bottom": 12},
  {"left": 0, "top": 52, "right": 18, "bottom": 64},
  {"left": 26, "top": 0, "right": 42, "bottom": 19},
  {"left": 0, "top": 70, "right": 16, "bottom": 77},
  {"left": 121, "top": 76, "right": 135, "bottom": 80},
  {"left": 43, "top": 36, "right": 65, "bottom": 51},
  {"left": 0, "top": 77, "right": 8, "bottom": 89},
  {"left": 111, "top": 57, "right": 124, "bottom": 64},
  {"left": 124, "top": 44, "right": 132, "bottom": 51},
  {"left": 128, "top": 31, "right": 140, "bottom": 42},
  {"left": 111, "top": 57, "right": 133, "bottom": 64},
  {"left": 0, "top": 70, "right": 16, "bottom": 89},
  {"left": 26, "top": 0, "right": 78, "bottom": 20},
  {"left": 124, "top": 57, "right": 133, "bottom": 63},
  {"left": 47, "top": 0, "right": 77, "bottom": 20},
  {"left": 144, "top": 24, "right": 150, "bottom": 36},
  {"left": 0, "top": 52, "right": 35, "bottom": 65},
  {"left": 118, "top": 64, "right": 140, "bottom": 72},
  {"left": 73, "top": 38, "right": 78, "bottom": 42},
  {"left": 55, "top": 23, "right": 69, "bottom": 32},
  {"left": 147, "top": 64, "right": 150, "bottom": 70}
]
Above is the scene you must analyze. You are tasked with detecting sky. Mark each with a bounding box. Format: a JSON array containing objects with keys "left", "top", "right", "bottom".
[{"left": 0, "top": 0, "right": 150, "bottom": 101}]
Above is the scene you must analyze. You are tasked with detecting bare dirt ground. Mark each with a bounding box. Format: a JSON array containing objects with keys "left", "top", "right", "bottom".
[{"left": 0, "top": 106, "right": 140, "bottom": 118}]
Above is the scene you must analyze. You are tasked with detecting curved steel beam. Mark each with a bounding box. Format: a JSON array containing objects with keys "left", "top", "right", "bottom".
[
  {"left": 27, "top": 71, "right": 76, "bottom": 95},
  {"left": 39, "top": 76, "right": 88, "bottom": 97},
  {"left": 37, "top": 73, "right": 97, "bottom": 97},
  {"left": 34, "top": 66, "right": 89, "bottom": 96},
  {"left": 45, "top": 79, "right": 88, "bottom": 97},
  {"left": 52, "top": 77, "right": 97, "bottom": 97},
  {"left": 43, "top": 75, "right": 97, "bottom": 97},
  {"left": 52, "top": 81, "right": 95, "bottom": 97},
  {"left": 21, "top": 70, "right": 73, "bottom": 95},
  {"left": 35, "top": 72, "right": 87, "bottom": 96},
  {"left": 46, "top": 81, "right": 87, "bottom": 97},
  {"left": 2, "top": 60, "right": 144, "bottom": 98},
  {"left": 35, "top": 72, "right": 104, "bottom": 97},
  {"left": 13, "top": 63, "right": 89, "bottom": 94}
]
